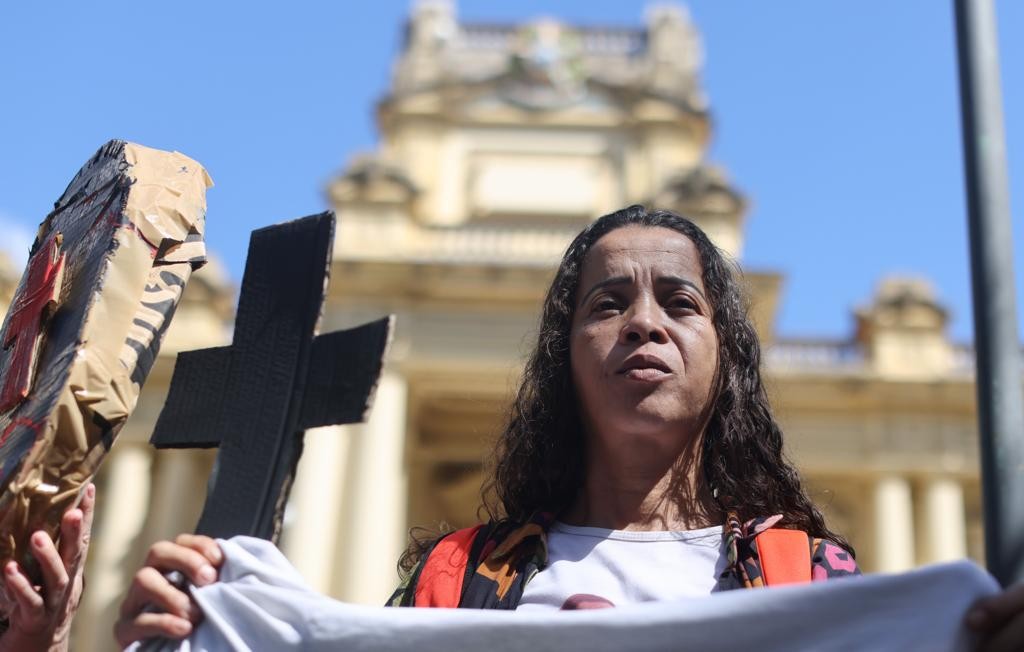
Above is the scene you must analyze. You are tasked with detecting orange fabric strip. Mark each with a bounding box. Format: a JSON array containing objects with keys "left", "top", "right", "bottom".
[
  {"left": 757, "top": 528, "right": 811, "bottom": 587},
  {"left": 413, "top": 525, "right": 483, "bottom": 608}
]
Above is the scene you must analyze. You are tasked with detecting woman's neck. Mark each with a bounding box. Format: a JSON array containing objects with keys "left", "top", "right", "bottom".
[{"left": 560, "top": 438, "right": 721, "bottom": 531}]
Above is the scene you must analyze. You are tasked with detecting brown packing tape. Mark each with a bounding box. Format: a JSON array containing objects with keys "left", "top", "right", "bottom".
[
  {"left": 0, "top": 141, "right": 211, "bottom": 589},
  {"left": 121, "top": 143, "right": 212, "bottom": 256}
]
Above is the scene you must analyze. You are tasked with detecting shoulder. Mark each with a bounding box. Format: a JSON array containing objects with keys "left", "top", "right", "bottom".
[
  {"left": 387, "top": 525, "right": 489, "bottom": 607},
  {"left": 729, "top": 526, "right": 860, "bottom": 589},
  {"left": 742, "top": 517, "right": 860, "bottom": 581},
  {"left": 388, "top": 515, "right": 553, "bottom": 609},
  {"left": 809, "top": 537, "right": 860, "bottom": 580}
]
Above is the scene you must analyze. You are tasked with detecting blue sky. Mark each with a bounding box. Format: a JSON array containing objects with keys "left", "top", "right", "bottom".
[{"left": 1, "top": 1, "right": 1021, "bottom": 342}]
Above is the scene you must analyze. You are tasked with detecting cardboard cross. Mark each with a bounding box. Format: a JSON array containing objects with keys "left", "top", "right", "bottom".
[
  {"left": 150, "top": 212, "right": 392, "bottom": 541},
  {"left": 0, "top": 235, "right": 66, "bottom": 414}
]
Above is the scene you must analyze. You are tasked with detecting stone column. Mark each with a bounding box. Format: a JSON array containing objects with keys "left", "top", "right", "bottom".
[
  {"left": 142, "top": 449, "right": 208, "bottom": 544},
  {"left": 332, "top": 372, "right": 409, "bottom": 604},
  {"left": 920, "top": 476, "right": 967, "bottom": 563},
  {"left": 74, "top": 444, "right": 153, "bottom": 652},
  {"left": 873, "top": 475, "right": 916, "bottom": 572},
  {"left": 280, "top": 424, "right": 353, "bottom": 593}
]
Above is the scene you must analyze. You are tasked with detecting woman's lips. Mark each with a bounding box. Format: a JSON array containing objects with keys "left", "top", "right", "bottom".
[
  {"left": 617, "top": 354, "right": 672, "bottom": 382},
  {"left": 621, "top": 367, "right": 671, "bottom": 382}
]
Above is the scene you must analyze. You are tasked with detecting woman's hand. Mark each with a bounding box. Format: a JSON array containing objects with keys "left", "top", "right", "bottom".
[
  {"left": 0, "top": 483, "right": 95, "bottom": 652},
  {"left": 113, "top": 534, "right": 222, "bottom": 649},
  {"left": 966, "top": 583, "right": 1024, "bottom": 651}
]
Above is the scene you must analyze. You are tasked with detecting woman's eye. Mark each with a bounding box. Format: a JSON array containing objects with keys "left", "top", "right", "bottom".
[
  {"left": 594, "top": 298, "right": 621, "bottom": 313},
  {"left": 668, "top": 296, "right": 698, "bottom": 311}
]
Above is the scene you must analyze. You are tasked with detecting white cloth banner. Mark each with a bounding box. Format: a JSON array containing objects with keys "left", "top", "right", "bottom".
[{"left": 130, "top": 535, "right": 998, "bottom": 652}]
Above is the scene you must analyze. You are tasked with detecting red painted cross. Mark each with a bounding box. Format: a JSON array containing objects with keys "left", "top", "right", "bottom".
[{"left": 0, "top": 234, "right": 66, "bottom": 414}]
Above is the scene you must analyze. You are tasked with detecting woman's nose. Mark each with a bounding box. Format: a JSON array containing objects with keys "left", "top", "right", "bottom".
[{"left": 620, "top": 302, "right": 667, "bottom": 344}]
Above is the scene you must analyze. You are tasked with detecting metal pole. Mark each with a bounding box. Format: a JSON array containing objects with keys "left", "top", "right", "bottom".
[{"left": 954, "top": 0, "right": 1024, "bottom": 587}]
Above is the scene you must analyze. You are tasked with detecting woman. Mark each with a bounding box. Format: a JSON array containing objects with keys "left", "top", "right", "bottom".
[
  {"left": 115, "top": 207, "right": 1024, "bottom": 646},
  {"left": 388, "top": 205, "right": 855, "bottom": 610}
]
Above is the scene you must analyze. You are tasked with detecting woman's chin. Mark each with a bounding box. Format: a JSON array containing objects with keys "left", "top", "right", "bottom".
[{"left": 602, "top": 408, "right": 703, "bottom": 443}]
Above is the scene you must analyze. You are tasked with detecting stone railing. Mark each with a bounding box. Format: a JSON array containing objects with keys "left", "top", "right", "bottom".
[
  {"left": 765, "top": 340, "right": 1024, "bottom": 378},
  {"left": 764, "top": 340, "right": 865, "bottom": 373},
  {"left": 458, "top": 24, "right": 646, "bottom": 56},
  {"left": 458, "top": 25, "right": 515, "bottom": 51}
]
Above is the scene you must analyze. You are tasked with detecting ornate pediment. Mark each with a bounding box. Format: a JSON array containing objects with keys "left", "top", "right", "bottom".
[
  {"left": 385, "top": 3, "right": 707, "bottom": 118},
  {"left": 653, "top": 166, "right": 746, "bottom": 216},
  {"left": 650, "top": 166, "right": 747, "bottom": 257},
  {"left": 448, "top": 80, "right": 626, "bottom": 126},
  {"left": 854, "top": 278, "right": 954, "bottom": 378},
  {"left": 856, "top": 278, "right": 949, "bottom": 334},
  {"left": 499, "top": 19, "right": 586, "bottom": 110},
  {"left": 328, "top": 155, "right": 419, "bottom": 207},
  {"left": 383, "top": 77, "right": 703, "bottom": 132}
]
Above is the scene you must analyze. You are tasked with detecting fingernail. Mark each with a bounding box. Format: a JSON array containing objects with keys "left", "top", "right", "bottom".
[
  {"left": 174, "top": 619, "right": 193, "bottom": 635},
  {"left": 5, "top": 562, "right": 17, "bottom": 576},
  {"left": 198, "top": 565, "right": 216, "bottom": 584},
  {"left": 86, "top": 484, "right": 95, "bottom": 499},
  {"left": 209, "top": 546, "right": 223, "bottom": 564},
  {"left": 33, "top": 532, "right": 47, "bottom": 547}
]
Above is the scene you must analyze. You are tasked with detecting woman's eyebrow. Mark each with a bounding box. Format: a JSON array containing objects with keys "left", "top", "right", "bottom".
[
  {"left": 578, "top": 275, "right": 631, "bottom": 306},
  {"left": 657, "top": 275, "right": 707, "bottom": 301}
]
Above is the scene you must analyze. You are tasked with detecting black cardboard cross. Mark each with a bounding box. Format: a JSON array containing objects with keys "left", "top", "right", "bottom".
[{"left": 150, "top": 212, "right": 392, "bottom": 541}]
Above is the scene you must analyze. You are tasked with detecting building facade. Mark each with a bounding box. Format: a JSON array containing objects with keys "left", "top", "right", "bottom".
[
  {"left": 0, "top": 3, "right": 984, "bottom": 649},
  {"left": 302, "top": 2, "right": 984, "bottom": 603}
]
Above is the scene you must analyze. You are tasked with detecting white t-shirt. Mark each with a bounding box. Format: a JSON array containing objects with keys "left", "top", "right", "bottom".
[{"left": 516, "top": 521, "right": 727, "bottom": 611}]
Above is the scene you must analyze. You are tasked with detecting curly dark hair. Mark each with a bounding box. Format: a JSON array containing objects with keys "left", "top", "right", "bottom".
[
  {"left": 483, "top": 204, "right": 851, "bottom": 544},
  {"left": 401, "top": 205, "right": 851, "bottom": 572}
]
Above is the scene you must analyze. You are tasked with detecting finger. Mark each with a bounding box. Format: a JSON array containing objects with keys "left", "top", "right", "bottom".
[
  {"left": 968, "top": 583, "right": 1024, "bottom": 631},
  {"left": 119, "top": 567, "right": 196, "bottom": 621},
  {"left": 173, "top": 534, "right": 223, "bottom": 567},
  {"left": 31, "top": 531, "right": 70, "bottom": 606},
  {"left": 145, "top": 540, "right": 219, "bottom": 587},
  {"left": 58, "top": 483, "right": 96, "bottom": 574},
  {"left": 79, "top": 483, "right": 96, "bottom": 550},
  {"left": 4, "top": 561, "right": 44, "bottom": 618},
  {"left": 79, "top": 482, "right": 96, "bottom": 526},
  {"left": 114, "top": 611, "right": 193, "bottom": 648},
  {"left": 983, "top": 611, "right": 1024, "bottom": 652},
  {"left": 58, "top": 507, "right": 83, "bottom": 576}
]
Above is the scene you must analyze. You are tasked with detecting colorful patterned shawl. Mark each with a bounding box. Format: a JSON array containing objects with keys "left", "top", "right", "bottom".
[{"left": 388, "top": 513, "right": 859, "bottom": 609}]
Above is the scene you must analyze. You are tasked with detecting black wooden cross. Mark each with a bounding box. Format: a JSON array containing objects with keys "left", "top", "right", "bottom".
[{"left": 150, "top": 212, "right": 392, "bottom": 541}]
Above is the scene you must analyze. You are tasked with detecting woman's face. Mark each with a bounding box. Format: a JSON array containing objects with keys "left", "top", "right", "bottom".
[{"left": 569, "top": 225, "right": 719, "bottom": 450}]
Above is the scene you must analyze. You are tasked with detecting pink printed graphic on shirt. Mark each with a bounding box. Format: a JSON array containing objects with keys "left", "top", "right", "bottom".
[{"left": 825, "top": 543, "right": 858, "bottom": 573}]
